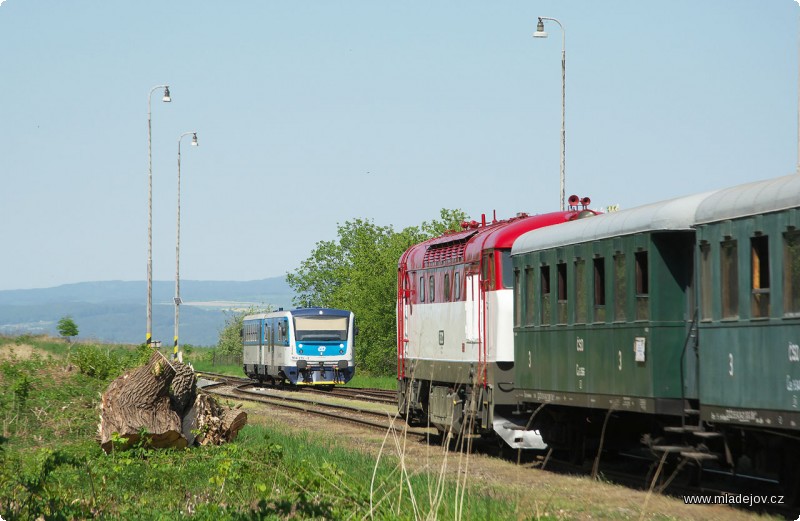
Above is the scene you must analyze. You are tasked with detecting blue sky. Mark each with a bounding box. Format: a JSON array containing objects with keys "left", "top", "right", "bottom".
[{"left": 1, "top": 1, "right": 797, "bottom": 291}]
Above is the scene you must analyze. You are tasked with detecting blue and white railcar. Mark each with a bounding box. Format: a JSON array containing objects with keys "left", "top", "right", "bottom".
[{"left": 243, "top": 308, "right": 355, "bottom": 385}]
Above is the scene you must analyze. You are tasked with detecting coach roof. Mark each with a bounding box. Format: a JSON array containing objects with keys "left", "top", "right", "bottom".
[
  {"left": 694, "top": 174, "right": 800, "bottom": 225},
  {"left": 512, "top": 191, "right": 714, "bottom": 256}
]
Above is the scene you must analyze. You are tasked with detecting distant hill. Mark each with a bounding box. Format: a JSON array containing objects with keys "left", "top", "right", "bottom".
[{"left": 0, "top": 278, "right": 295, "bottom": 346}]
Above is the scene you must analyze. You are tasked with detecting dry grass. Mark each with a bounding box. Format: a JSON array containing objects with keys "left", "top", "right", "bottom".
[{"left": 240, "top": 385, "right": 778, "bottom": 521}]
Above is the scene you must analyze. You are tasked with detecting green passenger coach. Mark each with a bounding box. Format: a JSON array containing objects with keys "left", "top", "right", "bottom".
[
  {"left": 509, "top": 175, "right": 800, "bottom": 501},
  {"left": 510, "top": 192, "right": 711, "bottom": 453},
  {"left": 693, "top": 175, "right": 800, "bottom": 430}
]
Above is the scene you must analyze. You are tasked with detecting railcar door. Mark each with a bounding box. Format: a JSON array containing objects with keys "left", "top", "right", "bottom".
[
  {"left": 268, "top": 319, "right": 275, "bottom": 369},
  {"left": 278, "top": 318, "right": 289, "bottom": 367},
  {"left": 465, "top": 270, "right": 483, "bottom": 364}
]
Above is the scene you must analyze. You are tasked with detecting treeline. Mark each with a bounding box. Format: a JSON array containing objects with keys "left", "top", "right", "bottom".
[{"left": 286, "top": 209, "right": 466, "bottom": 375}]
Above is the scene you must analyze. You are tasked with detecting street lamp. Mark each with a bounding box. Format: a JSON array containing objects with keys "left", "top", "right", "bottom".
[
  {"left": 534, "top": 17, "right": 566, "bottom": 211},
  {"left": 146, "top": 85, "right": 171, "bottom": 347},
  {"left": 174, "top": 132, "right": 198, "bottom": 361}
]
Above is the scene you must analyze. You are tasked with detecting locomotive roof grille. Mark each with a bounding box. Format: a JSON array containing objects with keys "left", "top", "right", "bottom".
[{"left": 423, "top": 240, "right": 468, "bottom": 267}]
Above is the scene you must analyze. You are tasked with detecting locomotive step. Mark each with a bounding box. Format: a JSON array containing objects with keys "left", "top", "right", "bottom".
[
  {"left": 692, "top": 431, "right": 722, "bottom": 439},
  {"left": 680, "top": 451, "right": 719, "bottom": 462},
  {"left": 683, "top": 408, "right": 700, "bottom": 415},
  {"left": 651, "top": 445, "right": 694, "bottom": 453},
  {"left": 663, "top": 425, "right": 702, "bottom": 433}
]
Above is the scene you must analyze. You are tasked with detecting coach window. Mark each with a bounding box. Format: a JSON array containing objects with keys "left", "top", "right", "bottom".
[
  {"left": 593, "top": 257, "right": 606, "bottom": 322},
  {"left": 699, "top": 244, "right": 712, "bottom": 320},
  {"left": 613, "top": 254, "right": 627, "bottom": 322},
  {"left": 514, "top": 269, "right": 522, "bottom": 327},
  {"left": 635, "top": 251, "right": 649, "bottom": 321},
  {"left": 541, "top": 265, "right": 551, "bottom": 325},
  {"left": 574, "top": 259, "right": 587, "bottom": 323},
  {"left": 751, "top": 235, "right": 770, "bottom": 318},
  {"left": 454, "top": 272, "right": 461, "bottom": 300},
  {"left": 784, "top": 232, "right": 800, "bottom": 315},
  {"left": 721, "top": 239, "right": 739, "bottom": 319},
  {"left": 444, "top": 273, "right": 451, "bottom": 302},
  {"left": 557, "top": 262, "right": 568, "bottom": 324},
  {"left": 429, "top": 275, "right": 436, "bottom": 302},
  {"left": 419, "top": 276, "right": 425, "bottom": 303},
  {"left": 525, "top": 267, "right": 536, "bottom": 325}
]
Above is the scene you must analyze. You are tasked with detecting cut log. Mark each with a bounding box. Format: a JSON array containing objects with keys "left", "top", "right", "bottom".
[
  {"left": 192, "top": 394, "right": 248, "bottom": 446},
  {"left": 99, "top": 352, "right": 184, "bottom": 452},
  {"left": 99, "top": 351, "right": 247, "bottom": 453}
]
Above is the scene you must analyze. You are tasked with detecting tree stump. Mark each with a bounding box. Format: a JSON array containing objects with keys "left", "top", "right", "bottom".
[{"left": 99, "top": 351, "right": 246, "bottom": 453}]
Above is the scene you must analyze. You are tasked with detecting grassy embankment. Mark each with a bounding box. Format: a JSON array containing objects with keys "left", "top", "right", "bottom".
[{"left": 0, "top": 335, "right": 518, "bottom": 520}]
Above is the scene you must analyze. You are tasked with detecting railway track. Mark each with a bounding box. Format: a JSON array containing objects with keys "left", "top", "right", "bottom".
[
  {"left": 199, "top": 377, "right": 427, "bottom": 438},
  {"left": 196, "top": 370, "right": 397, "bottom": 404}
]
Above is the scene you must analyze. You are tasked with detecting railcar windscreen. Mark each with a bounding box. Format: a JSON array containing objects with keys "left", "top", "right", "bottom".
[{"left": 294, "top": 316, "right": 349, "bottom": 341}]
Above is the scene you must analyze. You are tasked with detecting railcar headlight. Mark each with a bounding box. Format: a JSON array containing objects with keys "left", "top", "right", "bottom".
[
  {"left": 298, "top": 348, "right": 303, "bottom": 354},
  {"left": 339, "top": 349, "right": 344, "bottom": 354}
]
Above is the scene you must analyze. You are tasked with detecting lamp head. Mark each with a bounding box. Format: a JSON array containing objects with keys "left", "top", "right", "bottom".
[
  {"left": 191, "top": 133, "right": 198, "bottom": 146},
  {"left": 162, "top": 86, "right": 171, "bottom": 103},
  {"left": 533, "top": 18, "right": 548, "bottom": 38}
]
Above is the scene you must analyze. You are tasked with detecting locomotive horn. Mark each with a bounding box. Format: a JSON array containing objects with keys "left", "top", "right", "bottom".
[
  {"left": 581, "top": 196, "right": 591, "bottom": 206},
  {"left": 568, "top": 195, "right": 580, "bottom": 206}
]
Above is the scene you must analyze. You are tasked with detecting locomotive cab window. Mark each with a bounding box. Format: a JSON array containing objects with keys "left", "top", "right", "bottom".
[
  {"left": 785, "top": 231, "right": 800, "bottom": 316},
  {"left": 419, "top": 276, "right": 425, "bottom": 302},
  {"left": 635, "top": 251, "right": 649, "bottom": 321},
  {"left": 593, "top": 257, "right": 606, "bottom": 322},
  {"left": 751, "top": 235, "right": 770, "bottom": 318},
  {"left": 444, "top": 273, "right": 451, "bottom": 302},
  {"left": 294, "top": 315, "right": 349, "bottom": 341},
  {"left": 721, "top": 239, "right": 739, "bottom": 319},
  {"left": 429, "top": 275, "right": 435, "bottom": 302},
  {"left": 454, "top": 272, "right": 461, "bottom": 300},
  {"left": 500, "top": 250, "right": 514, "bottom": 289},
  {"left": 557, "top": 262, "right": 568, "bottom": 324},
  {"left": 540, "top": 265, "right": 551, "bottom": 325},
  {"left": 482, "top": 252, "right": 495, "bottom": 290}
]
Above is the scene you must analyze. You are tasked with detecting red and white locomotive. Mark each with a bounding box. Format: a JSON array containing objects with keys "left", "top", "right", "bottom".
[{"left": 397, "top": 203, "right": 595, "bottom": 448}]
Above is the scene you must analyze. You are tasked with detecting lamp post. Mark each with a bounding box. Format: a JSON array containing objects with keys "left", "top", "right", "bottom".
[
  {"left": 174, "top": 132, "right": 198, "bottom": 361},
  {"left": 534, "top": 17, "right": 566, "bottom": 211},
  {"left": 146, "top": 85, "right": 171, "bottom": 347}
]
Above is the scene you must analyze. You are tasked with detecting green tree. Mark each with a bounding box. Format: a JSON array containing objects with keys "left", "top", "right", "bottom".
[
  {"left": 287, "top": 209, "right": 467, "bottom": 375},
  {"left": 56, "top": 316, "right": 79, "bottom": 342}
]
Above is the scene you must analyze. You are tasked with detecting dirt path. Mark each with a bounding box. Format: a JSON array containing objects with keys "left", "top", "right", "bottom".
[
  {"left": 0, "top": 342, "right": 43, "bottom": 360},
  {"left": 237, "top": 398, "right": 782, "bottom": 521}
]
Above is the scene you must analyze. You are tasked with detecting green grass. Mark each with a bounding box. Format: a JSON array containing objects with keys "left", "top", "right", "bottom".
[
  {"left": 346, "top": 373, "right": 397, "bottom": 390},
  {"left": 0, "top": 334, "right": 524, "bottom": 520},
  {"left": 191, "top": 360, "right": 244, "bottom": 377}
]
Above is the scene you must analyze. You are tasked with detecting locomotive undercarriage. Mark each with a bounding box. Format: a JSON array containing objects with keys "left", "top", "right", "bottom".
[{"left": 399, "top": 360, "right": 546, "bottom": 449}]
